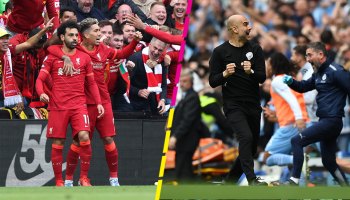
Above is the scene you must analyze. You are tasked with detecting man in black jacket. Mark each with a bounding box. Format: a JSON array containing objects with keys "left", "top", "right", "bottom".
[
  {"left": 209, "top": 14, "right": 267, "bottom": 185},
  {"left": 169, "top": 68, "right": 201, "bottom": 182},
  {"left": 128, "top": 37, "right": 167, "bottom": 115}
]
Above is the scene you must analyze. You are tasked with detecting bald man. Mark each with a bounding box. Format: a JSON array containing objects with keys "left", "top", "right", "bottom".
[{"left": 209, "top": 15, "right": 267, "bottom": 186}]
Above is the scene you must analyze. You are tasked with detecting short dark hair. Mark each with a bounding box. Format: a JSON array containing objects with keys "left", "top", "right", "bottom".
[
  {"left": 59, "top": 7, "right": 76, "bottom": 19},
  {"left": 307, "top": 42, "right": 327, "bottom": 57},
  {"left": 29, "top": 28, "right": 47, "bottom": 45},
  {"left": 79, "top": 18, "right": 99, "bottom": 34},
  {"left": 113, "top": 27, "right": 123, "bottom": 35},
  {"left": 5, "top": 1, "right": 13, "bottom": 12},
  {"left": 320, "top": 29, "right": 334, "bottom": 44},
  {"left": 269, "top": 52, "right": 294, "bottom": 75},
  {"left": 112, "top": 21, "right": 122, "bottom": 34},
  {"left": 293, "top": 45, "right": 307, "bottom": 57},
  {"left": 119, "top": 21, "right": 133, "bottom": 31},
  {"left": 57, "top": 20, "right": 79, "bottom": 38},
  {"left": 98, "top": 20, "right": 113, "bottom": 28}
]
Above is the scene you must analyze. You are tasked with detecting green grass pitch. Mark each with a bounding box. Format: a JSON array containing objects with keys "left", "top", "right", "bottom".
[
  {"left": 160, "top": 185, "right": 350, "bottom": 199},
  {"left": 0, "top": 186, "right": 156, "bottom": 200}
]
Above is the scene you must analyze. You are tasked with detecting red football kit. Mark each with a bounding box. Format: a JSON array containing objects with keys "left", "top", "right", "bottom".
[
  {"left": 36, "top": 49, "right": 101, "bottom": 139},
  {"left": 7, "top": 0, "right": 59, "bottom": 34},
  {"left": 47, "top": 40, "right": 138, "bottom": 137}
]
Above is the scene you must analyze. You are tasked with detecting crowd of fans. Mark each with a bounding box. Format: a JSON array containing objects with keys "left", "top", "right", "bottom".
[{"left": 0, "top": 0, "right": 188, "bottom": 119}]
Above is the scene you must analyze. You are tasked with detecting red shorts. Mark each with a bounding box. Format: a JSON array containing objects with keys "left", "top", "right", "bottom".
[
  {"left": 88, "top": 102, "right": 116, "bottom": 139},
  {"left": 46, "top": 107, "right": 90, "bottom": 139}
]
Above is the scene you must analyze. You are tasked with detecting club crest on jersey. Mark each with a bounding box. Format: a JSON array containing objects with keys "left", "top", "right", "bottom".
[
  {"left": 320, "top": 74, "right": 327, "bottom": 83},
  {"left": 97, "top": 53, "right": 101, "bottom": 61},
  {"left": 76, "top": 58, "right": 80, "bottom": 65},
  {"left": 49, "top": 127, "right": 53, "bottom": 134}
]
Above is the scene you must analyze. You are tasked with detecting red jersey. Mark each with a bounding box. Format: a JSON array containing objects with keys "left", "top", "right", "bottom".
[
  {"left": 9, "top": 33, "right": 46, "bottom": 99},
  {"left": 0, "top": 12, "right": 9, "bottom": 26},
  {"left": 37, "top": 50, "right": 98, "bottom": 110},
  {"left": 107, "top": 59, "right": 125, "bottom": 95},
  {"left": 144, "top": 26, "right": 183, "bottom": 45},
  {"left": 166, "top": 47, "right": 179, "bottom": 99},
  {"left": 78, "top": 43, "right": 118, "bottom": 104},
  {"left": 48, "top": 40, "right": 138, "bottom": 104},
  {"left": 7, "top": 0, "right": 59, "bottom": 34}
]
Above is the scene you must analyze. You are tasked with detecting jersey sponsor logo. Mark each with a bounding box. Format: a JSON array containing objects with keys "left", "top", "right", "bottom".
[
  {"left": 58, "top": 68, "right": 64, "bottom": 76},
  {"left": 92, "top": 62, "right": 103, "bottom": 69},
  {"left": 6, "top": 124, "right": 66, "bottom": 186},
  {"left": 73, "top": 69, "right": 81, "bottom": 75}
]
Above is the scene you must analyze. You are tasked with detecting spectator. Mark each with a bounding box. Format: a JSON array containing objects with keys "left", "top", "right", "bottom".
[
  {"left": 0, "top": 28, "right": 22, "bottom": 110},
  {"left": 6, "top": 0, "right": 59, "bottom": 35},
  {"left": 73, "top": 0, "right": 106, "bottom": 22},
  {"left": 107, "top": 28, "right": 133, "bottom": 112},
  {"left": 133, "top": 0, "right": 156, "bottom": 16},
  {"left": 0, "top": 0, "right": 12, "bottom": 27},
  {"left": 128, "top": 37, "right": 168, "bottom": 115},
  {"left": 10, "top": 28, "right": 48, "bottom": 108},
  {"left": 59, "top": 6, "right": 77, "bottom": 23},
  {"left": 171, "top": 0, "right": 187, "bottom": 31},
  {"left": 99, "top": 20, "right": 113, "bottom": 45},
  {"left": 112, "top": 4, "right": 133, "bottom": 24},
  {"left": 120, "top": 21, "right": 136, "bottom": 45},
  {"left": 168, "top": 68, "right": 201, "bottom": 182}
]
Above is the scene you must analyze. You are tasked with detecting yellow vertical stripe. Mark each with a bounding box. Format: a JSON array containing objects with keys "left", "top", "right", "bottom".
[
  {"left": 163, "top": 130, "right": 171, "bottom": 153},
  {"left": 159, "top": 155, "right": 167, "bottom": 177},
  {"left": 166, "top": 108, "right": 175, "bottom": 129},
  {"left": 155, "top": 108, "right": 175, "bottom": 200},
  {"left": 154, "top": 180, "right": 163, "bottom": 200}
]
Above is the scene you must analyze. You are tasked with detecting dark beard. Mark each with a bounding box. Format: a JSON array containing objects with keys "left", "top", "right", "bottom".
[{"left": 64, "top": 40, "right": 76, "bottom": 50}]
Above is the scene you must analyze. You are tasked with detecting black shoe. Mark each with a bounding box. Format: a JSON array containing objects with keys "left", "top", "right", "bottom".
[
  {"left": 282, "top": 179, "right": 298, "bottom": 186},
  {"left": 249, "top": 177, "right": 268, "bottom": 186}
]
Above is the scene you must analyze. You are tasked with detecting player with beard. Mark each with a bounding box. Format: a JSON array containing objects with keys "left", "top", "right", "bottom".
[
  {"left": 209, "top": 15, "right": 267, "bottom": 186},
  {"left": 36, "top": 21, "right": 103, "bottom": 187},
  {"left": 47, "top": 18, "right": 142, "bottom": 187},
  {"left": 283, "top": 42, "right": 350, "bottom": 186}
]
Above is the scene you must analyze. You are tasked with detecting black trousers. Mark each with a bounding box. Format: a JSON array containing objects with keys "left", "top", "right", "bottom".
[
  {"left": 175, "top": 151, "right": 195, "bottom": 181},
  {"left": 291, "top": 117, "right": 348, "bottom": 185},
  {"left": 225, "top": 102, "right": 261, "bottom": 182}
]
